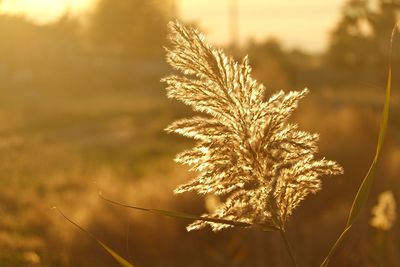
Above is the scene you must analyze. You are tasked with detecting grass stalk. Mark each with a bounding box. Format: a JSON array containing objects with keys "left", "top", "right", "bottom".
[
  {"left": 279, "top": 229, "right": 298, "bottom": 267},
  {"left": 319, "top": 23, "right": 397, "bottom": 266}
]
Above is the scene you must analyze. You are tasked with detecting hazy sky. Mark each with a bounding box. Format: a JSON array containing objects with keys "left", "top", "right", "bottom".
[{"left": 0, "top": 0, "right": 347, "bottom": 52}]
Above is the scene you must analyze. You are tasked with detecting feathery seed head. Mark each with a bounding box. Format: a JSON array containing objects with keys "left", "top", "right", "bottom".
[
  {"left": 163, "top": 20, "right": 343, "bottom": 231},
  {"left": 370, "top": 190, "right": 397, "bottom": 231}
]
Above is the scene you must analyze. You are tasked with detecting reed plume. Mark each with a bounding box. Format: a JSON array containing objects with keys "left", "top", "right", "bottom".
[
  {"left": 370, "top": 190, "right": 397, "bottom": 231},
  {"left": 163, "top": 21, "right": 343, "bottom": 231}
]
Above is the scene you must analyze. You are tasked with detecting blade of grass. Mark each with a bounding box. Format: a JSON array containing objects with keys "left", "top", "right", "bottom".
[
  {"left": 99, "top": 192, "right": 279, "bottom": 232},
  {"left": 53, "top": 207, "right": 135, "bottom": 267},
  {"left": 320, "top": 24, "right": 397, "bottom": 267}
]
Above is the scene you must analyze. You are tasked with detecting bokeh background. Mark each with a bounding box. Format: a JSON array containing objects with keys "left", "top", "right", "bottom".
[{"left": 0, "top": 0, "right": 399, "bottom": 266}]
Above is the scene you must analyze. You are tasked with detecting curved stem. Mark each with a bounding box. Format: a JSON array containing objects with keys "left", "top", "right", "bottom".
[
  {"left": 279, "top": 229, "right": 298, "bottom": 267},
  {"left": 320, "top": 226, "right": 350, "bottom": 267}
]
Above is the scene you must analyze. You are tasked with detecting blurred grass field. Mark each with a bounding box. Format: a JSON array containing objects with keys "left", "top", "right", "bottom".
[{"left": 0, "top": 0, "right": 400, "bottom": 266}]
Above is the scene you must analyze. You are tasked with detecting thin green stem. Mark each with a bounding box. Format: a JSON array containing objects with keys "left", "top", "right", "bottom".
[
  {"left": 279, "top": 229, "right": 298, "bottom": 267},
  {"left": 320, "top": 226, "right": 350, "bottom": 267}
]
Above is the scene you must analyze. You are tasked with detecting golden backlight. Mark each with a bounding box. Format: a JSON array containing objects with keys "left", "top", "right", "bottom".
[
  {"left": 0, "top": 0, "right": 94, "bottom": 23},
  {"left": 0, "top": 0, "right": 347, "bottom": 52},
  {"left": 0, "top": 0, "right": 398, "bottom": 266}
]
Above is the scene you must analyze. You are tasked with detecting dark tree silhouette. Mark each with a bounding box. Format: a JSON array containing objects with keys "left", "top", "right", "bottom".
[
  {"left": 326, "top": 0, "right": 400, "bottom": 86},
  {"left": 89, "top": 0, "right": 170, "bottom": 59}
]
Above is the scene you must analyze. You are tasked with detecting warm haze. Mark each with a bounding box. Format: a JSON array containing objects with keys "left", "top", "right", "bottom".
[
  {"left": 0, "top": 0, "right": 346, "bottom": 52},
  {"left": 0, "top": 0, "right": 399, "bottom": 266}
]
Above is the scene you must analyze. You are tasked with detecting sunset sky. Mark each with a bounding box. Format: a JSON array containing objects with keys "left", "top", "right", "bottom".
[{"left": 0, "top": 0, "right": 347, "bottom": 52}]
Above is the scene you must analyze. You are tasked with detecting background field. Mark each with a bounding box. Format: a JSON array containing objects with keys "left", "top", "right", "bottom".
[{"left": 0, "top": 0, "right": 399, "bottom": 266}]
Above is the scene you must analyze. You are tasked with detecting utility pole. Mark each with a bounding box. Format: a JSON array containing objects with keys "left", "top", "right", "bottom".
[{"left": 229, "top": 0, "right": 239, "bottom": 51}]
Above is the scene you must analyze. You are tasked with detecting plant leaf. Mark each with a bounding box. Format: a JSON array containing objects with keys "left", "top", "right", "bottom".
[
  {"left": 53, "top": 207, "right": 135, "bottom": 267},
  {"left": 99, "top": 193, "right": 279, "bottom": 232},
  {"left": 97, "top": 240, "right": 134, "bottom": 267},
  {"left": 346, "top": 68, "right": 391, "bottom": 227},
  {"left": 319, "top": 47, "right": 393, "bottom": 267}
]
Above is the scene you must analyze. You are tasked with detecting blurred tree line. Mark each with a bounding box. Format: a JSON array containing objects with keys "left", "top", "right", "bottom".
[
  {"left": 89, "top": 0, "right": 169, "bottom": 58},
  {"left": 0, "top": 0, "right": 399, "bottom": 94},
  {"left": 326, "top": 0, "right": 400, "bottom": 87},
  {"left": 248, "top": 0, "right": 400, "bottom": 90},
  {"left": 0, "top": 0, "right": 172, "bottom": 96}
]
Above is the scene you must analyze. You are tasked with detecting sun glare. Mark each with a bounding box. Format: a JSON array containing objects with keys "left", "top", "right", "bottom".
[
  {"left": 0, "top": 0, "right": 94, "bottom": 23},
  {"left": 0, "top": 0, "right": 346, "bottom": 56}
]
